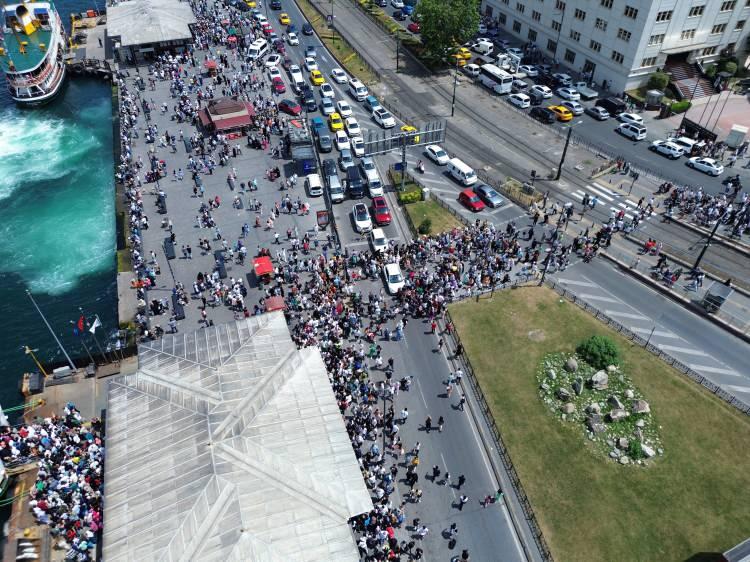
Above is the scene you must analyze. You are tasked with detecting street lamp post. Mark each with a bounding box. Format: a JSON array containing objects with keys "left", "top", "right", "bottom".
[
  {"left": 692, "top": 196, "right": 736, "bottom": 271},
  {"left": 451, "top": 58, "right": 459, "bottom": 117},
  {"left": 555, "top": 126, "right": 573, "bottom": 181},
  {"left": 396, "top": 35, "right": 400, "bottom": 72}
]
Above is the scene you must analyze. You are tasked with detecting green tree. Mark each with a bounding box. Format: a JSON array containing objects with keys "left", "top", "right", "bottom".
[
  {"left": 415, "top": 0, "right": 480, "bottom": 62},
  {"left": 647, "top": 71, "right": 670, "bottom": 91},
  {"left": 721, "top": 60, "right": 738, "bottom": 76},
  {"left": 576, "top": 335, "right": 620, "bottom": 370}
]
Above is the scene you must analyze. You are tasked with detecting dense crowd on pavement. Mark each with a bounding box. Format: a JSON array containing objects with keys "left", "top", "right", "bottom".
[
  {"left": 0, "top": 404, "right": 104, "bottom": 561},
  {"left": 665, "top": 179, "right": 749, "bottom": 239}
]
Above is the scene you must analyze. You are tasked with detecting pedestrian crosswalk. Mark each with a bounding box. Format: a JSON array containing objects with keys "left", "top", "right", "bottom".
[{"left": 568, "top": 182, "right": 652, "bottom": 221}]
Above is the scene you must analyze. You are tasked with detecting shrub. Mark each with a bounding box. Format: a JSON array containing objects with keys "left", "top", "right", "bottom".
[
  {"left": 647, "top": 71, "right": 670, "bottom": 91},
  {"left": 398, "top": 189, "right": 422, "bottom": 204},
  {"left": 576, "top": 335, "right": 620, "bottom": 370},
  {"left": 418, "top": 218, "right": 432, "bottom": 234},
  {"left": 704, "top": 64, "right": 718, "bottom": 78},
  {"left": 721, "top": 61, "right": 738, "bottom": 76},
  {"left": 670, "top": 100, "right": 692, "bottom": 114},
  {"left": 628, "top": 439, "right": 645, "bottom": 460}
]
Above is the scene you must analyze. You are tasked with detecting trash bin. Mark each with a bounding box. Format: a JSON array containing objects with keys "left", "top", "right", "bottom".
[{"left": 421, "top": 187, "right": 430, "bottom": 201}]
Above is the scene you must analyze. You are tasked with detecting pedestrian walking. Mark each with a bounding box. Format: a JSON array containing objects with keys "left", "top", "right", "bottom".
[
  {"left": 424, "top": 416, "right": 432, "bottom": 432},
  {"left": 400, "top": 408, "right": 409, "bottom": 424},
  {"left": 443, "top": 472, "right": 451, "bottom": 486},
  {"left": 458, "top": 394, "right": 466, "bottom": 411},
  {"left": 454, "top": 343, "right": 463, "bottom": 358},
  {"left": 458, "top": 495, "right": 468, "bottom": 510},
  {"left": 438, "top": 415, "right": 444, "bottom": 432},
  {"left": 431, "top": 465, "right": 440, "bottom": 481},
  {"left": 457, "top": 474, "right": 466, "bottom": 489}
]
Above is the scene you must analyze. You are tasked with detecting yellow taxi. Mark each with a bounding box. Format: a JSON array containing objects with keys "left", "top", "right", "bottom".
[
  {"left": 548, "top": 105, "right": 573, "bottom": 122},
  {"left": 310, "top": 70, "right": 325, "bottom": 86},
  {"left": 245, "top": 0, "right": 256, "bottom": 7},
  {"left": 279, "top": 13, "right": 290, "bottom": 25},
  {"left": 456, "top": 47, "right": 472, "bottom": 60},
  {"left": 401, "top": 125, "right": 420, "bottom": 144},
  {"left": 451, "top": 53, "right": 468, "bottom": 67},
  {"left": 329, "top": 112, "right": 344, "bottom": 131}
]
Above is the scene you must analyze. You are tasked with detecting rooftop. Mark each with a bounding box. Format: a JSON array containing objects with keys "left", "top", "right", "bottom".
[
  {"left": 106, "top": 0, "right": 196, "bottom": 48},
  {"left": 102, "top": 313, "right": 372, "bottom": 562}
]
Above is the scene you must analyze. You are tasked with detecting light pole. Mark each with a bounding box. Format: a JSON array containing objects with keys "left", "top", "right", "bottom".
[
  {"left": 396, "top": 34, "right": 400, "bottom": 72},
  {"left": 451, "top": 57, "right": 459, "bottom": 117},
  {"left": 692, "top": 192, "right": 738, "bottom": 271},
  {"left": 554, "top": 120, "right": 581, "bottom": 181}
]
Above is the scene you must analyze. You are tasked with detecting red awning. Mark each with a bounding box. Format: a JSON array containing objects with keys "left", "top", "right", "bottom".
[
  {"left": 204, "top": 60, "right": 217, "bottom": 69},
  {"left": 265, "top": 296, "right": 286, "bottom": 312},
  {"left": 253, "top": 256, "right": 273, "bottom": 277}
]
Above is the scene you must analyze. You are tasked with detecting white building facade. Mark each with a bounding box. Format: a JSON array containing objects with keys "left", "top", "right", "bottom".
[{"left": 480, "top": 0, "right": 750, "bottom": 92}]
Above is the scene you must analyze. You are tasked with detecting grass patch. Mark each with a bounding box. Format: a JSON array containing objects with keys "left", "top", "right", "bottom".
[
  {"left": 450, "top": 287, "right": 750, "bottom": 562},
  {"left": 296, "top": 0, "right": 379, "bottom": 85},
  {"left": 117, "top": 248, "right": 132, "bottom": 273},
  {"left": 404, "top": 199, "right": 464, "bottom": 234}
]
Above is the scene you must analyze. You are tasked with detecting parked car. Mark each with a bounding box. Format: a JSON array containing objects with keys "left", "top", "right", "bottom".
[
  {"left": 508, "top": 93, "right": 530, "bottom": 109},
  {"left": 560, "top": 100, "right": 584, "bottom": 116},
  {"left": 585, "top": 106, "right": 610, "bottom": 121},
  {"left": 556, "top": 87, "right": 580, "bottom": 101},
  {"left": 616, "top": 122, "right": 647, "bottom": 141},
  {"left": 511, "top": 79, "right": 529, "bottom": 93},
  {"left": 548, "top": 105, "right": 573, "bottom": 122},
  {"left": 687, "top": 157, "right": 724, "bottom": 176},
  {"left": 518, "top": 64, "right": 538, "bottom": 77},
  {"left": 463, "top": 63, "right": 481, "bottom": 78},
  {"left": 551, "top": 72, "right": 572, "bottom": 86},
  {"left": 649, "top": 140, "right": 685, "bottom": 159},
  {"left": 407, "top": 22, "right": 421, "bottom": 33},
  {"left": 529, "top": 106, "right": 556, "bottom": 124},
  {"left": 618, "top": 112, "right": 644, "bottom": 126},
  {"left": 458, "top": 188, "right": 486, "bottom": 212},
  {"left": 352, "top": 202, "right": 373, "bottom": 233},
  {"left": 391, "top": 0, "right": 404, "bottom": 8},
  {"left": 530, "top": 84, "right": 553, "bottom": 98},
  {"left": 425, "top": 144, "right": 449, "bottom": 165},
  {"left": 475, "top": 183, "right": 504, "bottom": 208},
  {"left": 383, "top": 262, "right": 405, "bottom": 294}
]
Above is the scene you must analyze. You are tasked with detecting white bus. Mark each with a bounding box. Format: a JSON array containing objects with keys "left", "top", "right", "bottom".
[{"left": 479, "top": 64, "right": 513, "bottom": 95}]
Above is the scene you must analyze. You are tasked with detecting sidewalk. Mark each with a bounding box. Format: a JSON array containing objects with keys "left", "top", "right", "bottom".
[{"left": 603, "top": 234, "right": 750, "bottom": 339}]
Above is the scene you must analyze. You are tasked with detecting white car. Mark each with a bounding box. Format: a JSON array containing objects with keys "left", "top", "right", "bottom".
[
  {"left": 518, "top": 64, "right": 538, "bottom": 77},
  {"left": 304, "top": 57, "right": 318, "bottom": 72},
  {"left": 463, "top": 63, "right": 481, "bottom": 78},
  {"left": 616, "top": 122, "right": 647, "bottom": 141},
  {"left": 371, "top": 227, "right": 389, "bottom": 254},
  {"left": 336, "top": 100, "right": 353, "bottom": 118},
  {"left": 351, "top": 136, "right": 365, "bottom": 157},
  {"left": 289, "top": 64, "right": 303, "bottom": 83},
  {"left": 320, "top": 83, "right": 335, "bottom": 98},
  {"left": 305, "top": 173, "right": 323, "bottom": 197},
  {"left": 530, "top": 84, "right": 553, "bottom": 98},
  {"left": 287, "top": 32, "right": 299, "bottom": 45},
  {"left": 552, "top": 72, "right": 572, "bottom": 86},
  {"left": 335, "top": 129, "right": 350, "bottom": 151},
  {"left": 506, "top": 47, "right": 524, "bottom": 58},
  {"left": 372, "top": 107, "right": 396, "bottom": 128},
  {"left": 352, "top": 203, "right": 372, "bottom": 233},
  {"left": 618, "top": 112, "right": 644, "bottom": 126},
  {"left": 321, "top": 97, "right": 335, "bottom": 115},
  {"left": 331, "top": 68, "right": 348, "bottom": 84},
  {"left": 265, "top": 54, "right": 282, "bottom": 68},
  {"left": 267, "top": 66, "right": 281, "bottom": 80},
  {"left": 561, "top": 100, "right": 584, "bottom": 115},
  {"left": 345, "top": 117, "right": 361, "bottom": 138},
  {"left": 557, "top": 87, "right": 580, "bottom": 101},
  {"left": 687, "top": 157, "right": 724, "bottom": 176},
  {"left": 425, "top": 144, "right": 449, "bottom": 165},
  {"left": 508, "top": 93, "right": 530, "bottom": 109},
  {"left": 383, "top": 262, "right": 405, "bottom": 294},
  {"left": 391, "top": 0, "right": 404, "bottom": 7},
  {"left": 649, "top": 140, "right": 685, "bottom": 160}
]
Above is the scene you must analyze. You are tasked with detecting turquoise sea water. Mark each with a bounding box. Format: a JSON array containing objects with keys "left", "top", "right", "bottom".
[{"left": 0, "top": 1, "right": 116, "bottom": 412}]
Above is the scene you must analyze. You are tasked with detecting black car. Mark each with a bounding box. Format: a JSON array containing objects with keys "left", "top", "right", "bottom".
[
  {"left": 393, "top": 10, "right": 406, "bottom": 20},
  {"left": 270, "top": 0, "right": 282, "bottom": 8},
  {"left": 302, "top": 88, "right": 317, "bottom": 112},
  {"left": 302, "top": 22, "right": 314, "bottom": 35},
  {"left": 529, "top": 107, "right": 556, "bottom": 124},
  {"left": 323, "top": 158, "right": 337, "bottom": 178}
]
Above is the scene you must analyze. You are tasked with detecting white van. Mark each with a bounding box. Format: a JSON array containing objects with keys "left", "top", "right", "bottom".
[
  {"left": 472, "top": 40, "right": 494, "bottom": 56},
  {"left": 247, "top": 39, "right": 268, "bottom": 61},
  {"left": 447, "top": 158, "right": 477, "bottom": 186},
  {"left": 348, "top": 78, "right": 369, "bottom": 101}
]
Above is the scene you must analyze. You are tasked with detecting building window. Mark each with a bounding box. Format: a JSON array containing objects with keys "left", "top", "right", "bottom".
[
  {"left": 648, "top": 34, "right": 665, "bottom": 45},
  {"left": 600, "top": 0, "right": 613, "bottom": 7},
  {"left": 736, "top": 20, "right": 746, "bottom": 30},
  {"left": 688, "top": 6, "right": 705, "bottom": 17},
  {"left": 680, "top": 29, "right": 696, "bottom": 39},
  {"left": 532, "top": 10, "right": 541, "bottom": 21},
  {"left": 574, "top": 8, "right": 586, "bottom": 20},
  {"left": 499, "top": 12, "right": 507, "bottom": 25},
  {"left": 594, "top": 18, "right": 608, "bottom": 31},
  {"left": 555, "top": 0, "right": 566, "bottom": 10},
  {"left": 547, "top": 39, "right": 558, "bottom": 53},
  {"left": 720, "top": 1, "right": 736, "bottom": 10},
  {"left": 655, "top": 10, "right": 672, "bottom": 22},
  {"left": 501, "top": 0, "right": 509, "bottom": 4},
  {"left": 702, "top": 46, "right": 718, "bottom": 55},
  {"left": 513, "top": 20, "right": 522, "bottom": 33},
  {"left": 617, "top": 28, "right": 632, "bottom": 41},
  {"left": 711, "top": 23, "right": 727, "bottom": 34},
  {"left": 528, "top": 28, "right": 538, "bottom": 41},
  {"left": 516, "top": 2, "right": 525, "bottom": 13},
  {"left": 564, "top": 49, "right": 576, "bottom": 63},
  {"left": 551, "top": 20, "right": 562, "bottom": 32},
  {"left": 726, "top": 42, "right": 736, "bottom": 52},
  {"left": 570, "top": 29, "right": 581, "bottom": 41},
  {"left": 641, "top": 57, "right": 657, "bottom": 67},
  {"left": 611, "top": 50, "right": 624, "bottom": 64},
  {"left": 589, "top": 39, "right": 602, "bottom": 52},
  {"left": 623, "top": 5, "right": 638, "bottom": 19}
]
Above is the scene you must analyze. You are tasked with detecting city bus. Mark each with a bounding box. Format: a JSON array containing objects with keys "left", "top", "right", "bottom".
[{"left": 479, "top": 64, "right": 513, "bottom": 95}]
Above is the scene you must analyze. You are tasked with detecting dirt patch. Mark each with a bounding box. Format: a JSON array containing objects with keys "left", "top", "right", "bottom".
[{"left": 528, "top": 329, "right": 546, "bottom": 342}]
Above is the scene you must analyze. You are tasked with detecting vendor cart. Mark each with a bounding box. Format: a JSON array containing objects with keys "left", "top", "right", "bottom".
[
  {"left": 701, "top": 281, "right": 733, "bottom": 314},
  {"left": 316, "top": 209, "right": 330, "bottom": 230},
  {"left": 253, "top": 256, "right": 274, "bottom": 285}
]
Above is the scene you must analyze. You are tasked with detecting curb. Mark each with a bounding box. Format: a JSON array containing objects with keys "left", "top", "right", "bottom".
[
  {"left": 600, "top": 251, "right": 750, "bottom": 345},
  {"left": 660, "top": 213, "right": 750, "bottom": 257}
]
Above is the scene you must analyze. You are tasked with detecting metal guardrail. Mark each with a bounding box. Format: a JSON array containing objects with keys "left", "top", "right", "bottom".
[{"left": 430, "top": 193, "right": 472, "bottom": 227}]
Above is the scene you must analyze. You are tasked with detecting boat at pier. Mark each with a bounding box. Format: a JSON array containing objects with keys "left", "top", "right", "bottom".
[{"left": 0, "top": 1, "right": 66, "bottom": 105}]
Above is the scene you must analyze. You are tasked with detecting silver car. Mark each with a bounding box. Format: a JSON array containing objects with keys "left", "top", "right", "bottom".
[{"left": 475, "top": 183, "right": 504, "bottom": 208}]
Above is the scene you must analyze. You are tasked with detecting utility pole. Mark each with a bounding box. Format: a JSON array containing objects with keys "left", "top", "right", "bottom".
[
  {"left": 400, "top": 134, "right": 407, "bottom": 191},
  {"left": 555, "top": 126, "right": 574, "bottom": 181},
  {"left": 451, "top": 58, "right": 459, "bottom": 117},
  {"left": 693, "top": 191, "right": 738, "bottom": 271},
  {"left": 396, "top": 35, "right": 400, "bottom": 72}
]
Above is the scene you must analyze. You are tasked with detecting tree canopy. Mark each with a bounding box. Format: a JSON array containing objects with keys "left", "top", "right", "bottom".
[{"left": 415, "top": 0, "right": 480, "bottom": 62}]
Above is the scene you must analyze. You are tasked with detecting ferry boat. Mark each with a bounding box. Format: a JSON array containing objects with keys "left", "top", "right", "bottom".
[{"left": 0, "top": 1, "right": 66, "bottom": 105}]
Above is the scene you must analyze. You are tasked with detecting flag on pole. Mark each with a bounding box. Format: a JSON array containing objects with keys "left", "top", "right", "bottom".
[
  {"left": 89, "top": 316, "right": 102, "bottom": 334},
  {"left": 77, "top": 316, "right": 85, "bottom": 332}
]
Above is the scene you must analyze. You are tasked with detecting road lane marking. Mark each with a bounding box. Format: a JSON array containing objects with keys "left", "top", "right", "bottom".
[
  {"left": 721, "top": 384, "right": 750, "bottom": 394},
  {"left": 688, "top": 365, "right": 742, "bottom": 377},
  {"left": 656, "top": 344, "right": 708, "bottom": 356},
  {"left": 592, "top": 182, "right": 617, "bottom": 196},
  {"left": 630, "top": 327, "right": 678, "bottom": 339},
  {"left": 556, "top": 278, "right": 597, "bottom": 287},
  {"left": 577, "top": 293, "right": 619, "bottom": 303},
  {"left": 604, "top": 310, "right": 647, "bottom": 320},
  {"left": 586, "top": 184, "right": 614, "bottom": 201}
]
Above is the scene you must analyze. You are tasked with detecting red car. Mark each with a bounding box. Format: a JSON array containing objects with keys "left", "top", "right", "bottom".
[
  {"left": 372, "top": 196, "right": 392, "bottom": 225},
  {"left": 262, "top": 24, "right": 274, "bottom": 35},
  {"left": 458, "top": 188, "right": 485, "bottom": 212},
  {"left": 278, "top": 98, "right": 302, "bottom": 115},
  {"left": 407, "top": 22, "right": 421, "bottom": 33},
  {"left": 272, "top": 77, "right": 286, "bottom": 94}
]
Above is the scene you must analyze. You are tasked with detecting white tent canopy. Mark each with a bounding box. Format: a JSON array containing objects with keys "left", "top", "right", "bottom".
[{"left": 107, "top": 0, "right": 196, "bottom": 47}]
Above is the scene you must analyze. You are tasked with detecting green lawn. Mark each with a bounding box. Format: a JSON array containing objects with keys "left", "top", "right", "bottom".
[
  {"left": 404, "top": 199, "right": 465, "bottom": 234},
  {"left": 450, "top": 288, "right": 750, "bottom": 562}
]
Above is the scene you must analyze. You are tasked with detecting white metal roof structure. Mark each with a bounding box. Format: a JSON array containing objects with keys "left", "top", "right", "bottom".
[
  {"left": 106, "top": 0, "right": 196, "bottom": 47},
  {"left": 102, "top": 313, "right": 372, "bottom": 562}
]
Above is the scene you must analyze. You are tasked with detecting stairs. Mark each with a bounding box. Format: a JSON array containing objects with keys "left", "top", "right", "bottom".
[{"left": 665, "top": 61, "right": 716, "bottom": 100}]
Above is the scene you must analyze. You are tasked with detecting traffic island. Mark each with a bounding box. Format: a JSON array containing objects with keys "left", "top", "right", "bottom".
[{"left": 449, "top": 287, "right": 750, "bottom": 562}]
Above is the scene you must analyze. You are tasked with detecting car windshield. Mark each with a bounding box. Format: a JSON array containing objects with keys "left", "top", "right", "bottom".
[
  {"left": 356, "top": 208, "right": 367, "bottom": 219},
  {"left": 469, "top": 195, "right": 480, "bottom": 203},
  {"left": 389, "top": 272, "right": 403, "bottom": 283},
  {"left": 435, "top": 149, "right": 446, "bottom": 158},
  {"left": 363, "top": 161, "right": 374, "bottom": 170},
  {"left": 374, "top": 236, "right": 386, "bottom": 246}
]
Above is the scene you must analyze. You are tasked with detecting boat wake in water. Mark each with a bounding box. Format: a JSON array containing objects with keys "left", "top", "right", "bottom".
[{"left": 0, "top": 96, "right": 115, "bottom": 295}]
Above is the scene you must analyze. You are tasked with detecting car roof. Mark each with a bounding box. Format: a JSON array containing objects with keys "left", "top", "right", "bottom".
[
  {"left": 461, "top": 188, "right": 477, "bottom": 195},
  {"left": 372, "top": 227, "right": 385, "bottom": 237},
  {"left": 384, "top": 262, "right": 401, "bottom": 273}
]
